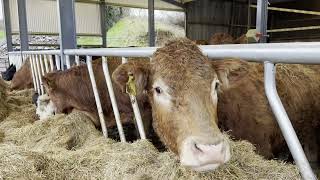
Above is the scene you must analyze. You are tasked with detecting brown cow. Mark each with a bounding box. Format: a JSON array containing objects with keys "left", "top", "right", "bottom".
[
  {"left": 233, "top": 34, "right": 248, "bottom": 44},
  {"left": 209, "top": 33, "right": 234, "bottom": 45},
  {"left": 193, "top": 40, "right": 209, "bottom": 45},
  {"left": 10, "top": 58, "right": 33, "bottom": 90},
  {"left": 42, "top": 58, "right": 152, "bottom": 133},
  {"left": 113, "top": 39, "right": 233, "bottom": 171},
  {"left": 112, "top": 38, "right": 320, "bottom": 171},
  {"left": 216, "top": 62, "right": 320, "bottom": 161}
]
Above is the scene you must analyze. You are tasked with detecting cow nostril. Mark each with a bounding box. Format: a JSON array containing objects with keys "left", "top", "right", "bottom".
[{"left": 194, "top": 143, "right": 203, "bottom": 153}]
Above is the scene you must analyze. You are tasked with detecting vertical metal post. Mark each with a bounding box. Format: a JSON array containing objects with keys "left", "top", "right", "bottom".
[
  {"left": 264, "top": 62, "right": 316, "bottom": 180},
  {"left": 86, "top": 56, "right": 108, "bottom": 138},
  {"left": 29, "top": 55, "right": 37, "bottom": 91},
  {"left": 35, "top": 55, "right": 44, "bottom": 95},
  {"left": 247, "top": 0, "right": 251, "bottom": 31},
  {"left": 121, "top": 57, "right": 128, "bottom": 64},
  {"left": 57, "top": 0, "right": 77, "bottom": 65},
  {"left": 257, "top": 0, "right": 316, "bottom": 178},
  {"left": 256, "top": 0, "right": 268, "bottom": 43},
  {"left": 32, "top": 55, "right": 40, "bottom": 94},
  {"left": 121, "top": 57, "right": 146, "bottom": 140},
  {"left": 55, "top": 55, "right": 61, "bottom": 71},
  {"left": 75, "top": 56, "right": 80, "bottom": 66},
  {"left": 100, "top": 0, "right": 107, "bottom": 48},
  {"left": 102, "top": 57, "right": 126, "bottom": 142},
  {"left": 49, "top": 55, "right": 54, "bottom": 71},
  {"left": 2, "top": 0, "right": 13, "bottom": 52},
  {"left": 184, "top": 10, "right": 188, "bottom": 38},
  {"left": 148, "top": 0, "right": 155, "bottom": 47},
  {"left": 65, "top": 55, "right": 71, "bottom": 69},
  {"left": 39, "top": 55, "right": 45, "bottom": 76},
  {"left": 17, "top": 0, "right": 29, "bottom": 50},
  {"left": 44, "top": 55, "right": 49, "bottom": 73}
]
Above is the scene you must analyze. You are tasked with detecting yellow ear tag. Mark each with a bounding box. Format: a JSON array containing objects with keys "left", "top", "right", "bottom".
[{"left": 126, "top": 73, "right": 137, "bottom": 97}]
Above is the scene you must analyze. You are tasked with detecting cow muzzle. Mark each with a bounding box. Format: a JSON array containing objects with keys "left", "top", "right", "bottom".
[{"left": 179, "top": 136, "right": 231, "bottom": 171}]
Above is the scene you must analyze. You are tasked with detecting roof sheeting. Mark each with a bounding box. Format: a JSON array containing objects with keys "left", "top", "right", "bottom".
[{"left": 9, "top": 0, "right": 102, "bottom": 35}]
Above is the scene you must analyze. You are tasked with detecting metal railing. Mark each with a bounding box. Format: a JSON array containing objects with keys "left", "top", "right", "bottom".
[{"left": 8, "top": 42, "right": 319, "bottom": 179}]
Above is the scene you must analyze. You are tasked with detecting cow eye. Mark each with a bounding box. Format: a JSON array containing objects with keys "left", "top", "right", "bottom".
[
  {"left": 154, "top": 87, "right": 162, "bottom": 94},
  {"left": 215, "top": 81, "right": 220, "bottom": 90}
]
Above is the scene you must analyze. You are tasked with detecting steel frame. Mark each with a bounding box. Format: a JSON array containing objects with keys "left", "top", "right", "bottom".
[
  {"left": 8, "top": 44, "right": 320, "bottom": 180},
  {"left": 17, "top": 0, "right": 29, "bottom": 51},
  {"left": 256, "top": 0, "right": 315, "bottom": 179},
  {"left": 5, "top": 0, "right": 319, "bottom": 178}
]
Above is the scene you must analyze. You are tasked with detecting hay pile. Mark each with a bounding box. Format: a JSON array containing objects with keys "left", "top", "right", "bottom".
[
  {"left": 0, "top": 85, "right": 301, "bottom": 179},
  {"left": 0, "top": 78, "right": 8, "bottom": 121}
]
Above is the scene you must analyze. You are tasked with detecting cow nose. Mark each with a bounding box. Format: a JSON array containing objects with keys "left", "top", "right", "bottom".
[{"left": 180, "top": 137, "right": 231, "bottom": 171}]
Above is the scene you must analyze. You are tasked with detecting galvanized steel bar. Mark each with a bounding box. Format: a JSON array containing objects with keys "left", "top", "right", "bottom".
[
  {"left": 49, "top": 55, "right": 54, "bottom": 72},
  {"left": 8, "top": 43, "right": 320, "bottom": 64},
  {"left": 129, "top": 94, "right": 146, "bottom": 139},
  {"left": 86, "top": 56, "right": 108, "bottom": 138},
  {"left": 39, "top": 55, "right": 45, "bottom": 76},
  {"left": 57, "top": 0, "right": 77, "bottom": 64},
  {"left": 32, "top": 55, "right": 41, "bottom": 94},
  {"left": 251, "top": 4, "right": 320, "bottom": 16},
  {"left": 2, "top": 0, "right": 13, "bottom": 52},
  {"left": 148, "top": 0, "right": 155, "bottom": 47},
  {"left": 29, "top": 55, "right": 37, "bottom": 91},
  {"left": 17, "top": 0, "right": 29, "bottom": 51},
  {"left": 66, "top": 55, "right": 71, "bottom": 69},
  {"left": 100, "top": 0, "right": 107, "bottom": 47},
  {"left": 121, "top": 57, "right": 128, "bottom": 63},
  {"left": 264, "top": 62, "right": 316, "bottom": 180},
  {"left": 63, "top": 44, "right": 320, "bottom": 64},
  {"left": 44, "top": 55, "right": 49, "bottom": 73},
  {"left": 55, "top": 55, "right": 61, "bottom": 71},
  {"left": 75, "top": 56, "right": 80, "bottom": 66},
  {"left": 256, "top": 0, "right": 268, "bottom": 43},
  {"left": 256, "top": 0, "right": 315, "bottom": 178},
  {"left": 21, "top": 50, "right": 60, "bottom": 55},
  {"left": 102, "top": 57, "right": 126, "bottom": 142},
  {"left": 35, "top": 55, "right": 44, "bottom": 95},
  {"left": 267, "top": 26, "right": 320, "bottom": 33},
  {"left": 121, "top": 57, "right": 146, "bottom": 139}
]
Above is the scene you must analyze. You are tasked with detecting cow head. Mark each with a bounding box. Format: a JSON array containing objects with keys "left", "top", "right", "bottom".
[{"left": 112, "top": 38, "right": 248, "bottom": 171}]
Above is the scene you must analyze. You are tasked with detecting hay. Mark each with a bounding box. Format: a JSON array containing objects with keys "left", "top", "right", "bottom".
[
  {"left": 0, "top": 78, "right": 8, "bottom": 121},
  {"left": 0, "top": 85, "right": 302, "bottom": 179}
]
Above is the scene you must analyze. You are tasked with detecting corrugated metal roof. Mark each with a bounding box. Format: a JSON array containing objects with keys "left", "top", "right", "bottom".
[{"left": 10, "top": 0, "right": 102, "bottom": 35}]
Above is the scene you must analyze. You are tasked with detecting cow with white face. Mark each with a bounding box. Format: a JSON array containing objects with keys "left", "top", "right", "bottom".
[{"left": 112, "top": 39, "right": 249, "bottom": 171}]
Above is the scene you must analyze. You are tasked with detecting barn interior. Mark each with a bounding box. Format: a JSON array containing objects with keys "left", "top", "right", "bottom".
[{"left": 0, "top": 0, "right": 320, "bottom": 179}]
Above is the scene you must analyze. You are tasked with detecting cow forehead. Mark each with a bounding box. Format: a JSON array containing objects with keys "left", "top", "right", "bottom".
[
  {"left": 151, "top": 68, "right": 216, "bottom": 97},
  {"left": 152, "top": 57, "right": 215, "bottom": 82}
]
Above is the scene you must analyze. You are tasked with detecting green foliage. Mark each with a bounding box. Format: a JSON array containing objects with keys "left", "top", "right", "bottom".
[
  {"left": 0, "top": 31, "right": 5, "bottom": 41},
  {"left": 106, "top": 6, "right": 123, "bottom": 30}
]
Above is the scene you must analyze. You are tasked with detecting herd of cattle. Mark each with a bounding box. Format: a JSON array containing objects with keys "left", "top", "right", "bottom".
[{"left": 2, "top": 34, "right": 320, "bottom": 172}]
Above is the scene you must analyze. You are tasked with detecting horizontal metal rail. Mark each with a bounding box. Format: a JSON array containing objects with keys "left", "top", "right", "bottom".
[
  {"left": 9, "top": 50, "right": 60, "bottom": 55},
  {"left": 251, "top": 4, "right": 320, "bottom": 16},
  {"left": 65, "top": 42, "right": 320, "bottom": 64},
  {"left": 9, "top": 42, "right": 320, "bottom": 63}
]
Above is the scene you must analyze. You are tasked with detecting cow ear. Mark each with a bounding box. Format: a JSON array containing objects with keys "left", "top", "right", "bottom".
[
  {"left": 112, "top": 62, "right": 150, "bottom": 94},
  {"left": 211, "top": 59, "right": 249, "bottom": 90},
  {"left": 42, "top": 75, "right": 56, "bottom": 90}
]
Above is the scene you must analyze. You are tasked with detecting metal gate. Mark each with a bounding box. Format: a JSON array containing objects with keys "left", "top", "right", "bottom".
[{"left": 8, "top": 42, "right": 320, "bottom": 179}]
